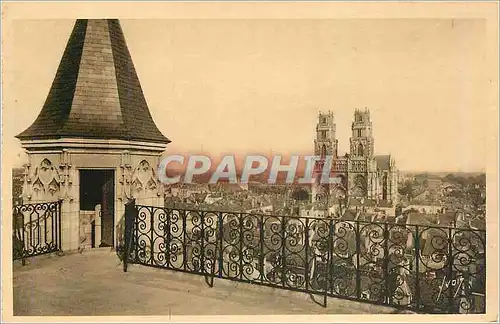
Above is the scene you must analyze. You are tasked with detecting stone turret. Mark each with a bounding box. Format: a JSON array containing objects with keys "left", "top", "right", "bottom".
[{"left": 16, "top": 20, "right": 170, "bottom": 251}]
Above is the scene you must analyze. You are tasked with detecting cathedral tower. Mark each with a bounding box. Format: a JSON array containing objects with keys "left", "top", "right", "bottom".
[
  {"left": 311, "top": 111, "right": 338, "bottom": 213},
  {"left": 314, "top": 111, "right": 338, "bottom": 158},
  {"left": 310, "top": 107, "right": 398, "bottom": 210},
  {"left": 350, "top": 108, "right": 374, "bottom": 158}
]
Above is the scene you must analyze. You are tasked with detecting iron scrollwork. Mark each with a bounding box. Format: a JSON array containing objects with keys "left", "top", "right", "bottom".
[
  {"left": 12, "top": 200, "right": 62, "bottom": 260},
  {"left": 126, "top": 204, "right": 486, "bottom": 314}
]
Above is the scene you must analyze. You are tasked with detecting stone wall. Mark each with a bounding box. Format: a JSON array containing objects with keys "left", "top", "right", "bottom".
[
  {"left": 79, "top": 210, "right": 95, "bottom": 250},
  {"left": 20, "top": 147, "right": 165, "bottom": 253}
]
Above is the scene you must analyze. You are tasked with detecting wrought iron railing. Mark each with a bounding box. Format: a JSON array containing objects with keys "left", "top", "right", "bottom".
[
  {"left": 123, "top": 200, "right": 486, "bottom": 314},
  {"left": 12, "top": 200, "right": 62, "bottom": 262}
]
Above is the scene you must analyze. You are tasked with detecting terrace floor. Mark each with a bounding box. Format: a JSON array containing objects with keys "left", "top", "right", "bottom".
[{"left": 12, "top": 248, "right": 402, "bottom": 317}]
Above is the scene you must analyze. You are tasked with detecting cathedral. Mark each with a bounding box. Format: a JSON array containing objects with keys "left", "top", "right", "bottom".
[{"left": 311, "top": 108, "right": 398, "bottom": 208}]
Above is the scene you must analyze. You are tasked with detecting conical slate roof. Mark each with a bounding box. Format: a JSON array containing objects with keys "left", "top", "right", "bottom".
[{"left": 16, "top": 19, "right": 170, "bottom": 144}]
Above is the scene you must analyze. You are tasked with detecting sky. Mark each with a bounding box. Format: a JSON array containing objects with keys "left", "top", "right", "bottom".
[{"left": 3, "top": 18, "right": 492, "bottom": 172}]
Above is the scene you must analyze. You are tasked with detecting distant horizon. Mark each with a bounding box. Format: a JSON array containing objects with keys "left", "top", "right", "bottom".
[
  {"left": 10, "top": 164, "right": 486, "bottom": 175},
  {"left": 10, "top": 150, "right": 486, "bottom": 175}
]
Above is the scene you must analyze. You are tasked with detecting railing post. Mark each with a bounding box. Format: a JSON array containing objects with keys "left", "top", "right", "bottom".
[
  {"left": 259, "top": 214, "right": 265, "bottom": 283},
  {"left": 123, "top": 198, "right": 136, "bottom": 273},
  {"left": 240, "top": 213, "right": 245, "bottom": 281},
  {"left": 57, "top": 200, "right": 62, "bottom": 251},
  {"left": 305, "top": 218, "right": 309, "bottom": 291},
  {"left": 482, "top": 234, "right": 486, "bottom": 313},
  {"left": 201, "top": 211, "right": 205, "bottom": 274},
  {"left": 356, "top": 221, "right": 361, "bottom": 299},
  {"left": 324, "top": 218, "right": 334, "bottom": 308},
  {"left": 383, "top": 222, "right": 389, "bottom": 305},
  {"left": 448, "top": 227, "right": 454, "bottom": 313},
  {"left": 415, "top": 225, "right": 420, "bottom": 311},
  {"left": 20, "top": 207, "right": 26, "bottom": 263},
  {"left": 13, "top": 205, "right": 26, "bottom": 265},
  {"left": 37, "top": 204, "right": 42, "bottom": 249},
  {"left": 281, "top": 216, "right": 287, "bottom": 288},
  {"left": 182, "top": 210, "right": 187, "bottom": 271},
  {"left": 218, "top": 212, "right": 224, "bottom": 278},
  {"left": 149, "top": 206, "right": 154, "bottom": 265},
  {"left": 166, "top": 208, "right": 171, "bottom": 269},
  {"left": 44, "top": 204, "right": 48, "bottom": 247},
  {"left": 209, "top": 215, "right": 217, "bottom": 287}
]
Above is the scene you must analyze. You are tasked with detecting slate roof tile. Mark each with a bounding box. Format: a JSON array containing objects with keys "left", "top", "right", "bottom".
[{"left": 16, "top": 19, "right": 170, "bottom": 144}]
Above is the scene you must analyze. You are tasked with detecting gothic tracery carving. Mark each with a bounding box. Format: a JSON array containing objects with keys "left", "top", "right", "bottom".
[
  {"left": 28, "top": 158, "right": 61, "bottom": 200},
  {"left": 131, "top": 160, "right": 159, "bottom": 198}
]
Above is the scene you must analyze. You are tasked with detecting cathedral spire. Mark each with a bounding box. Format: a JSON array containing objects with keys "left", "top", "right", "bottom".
[{"left": 16, "top": 19, "right": 170, "bottom": 145}]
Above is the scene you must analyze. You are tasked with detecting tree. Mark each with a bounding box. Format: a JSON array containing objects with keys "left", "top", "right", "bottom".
[
  {"left": 398, "top": 180, "right": 414, "bottom": 197},
  {"left": 467, "top": 187, "right": 486, "bottom": 208},
  {"left": 444, "top": 173, "right": 456, "bottom": 183}
]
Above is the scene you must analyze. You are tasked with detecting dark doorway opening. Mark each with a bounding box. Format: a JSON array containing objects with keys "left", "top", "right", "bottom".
[{"left": 80, "top": 169, "right": 115, "bottom": 247}]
